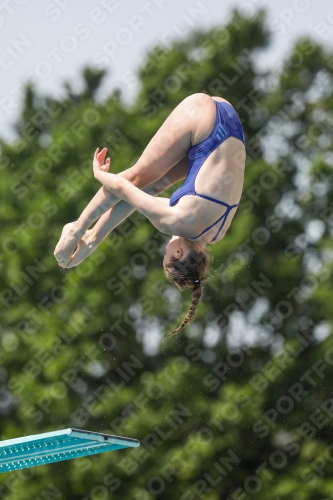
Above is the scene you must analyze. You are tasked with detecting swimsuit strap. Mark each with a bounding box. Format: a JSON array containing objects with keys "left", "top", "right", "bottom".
[
  {"left": 191, "top": 194, "right": 238, "bottom": 242},
  {"left": 195, "top": 193, "right": 234, "bottom": 207}
]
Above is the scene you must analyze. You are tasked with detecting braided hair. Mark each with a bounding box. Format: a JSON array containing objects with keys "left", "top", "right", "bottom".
[{"left": 164, "top": 240, "right": 212, "bottom": 336}]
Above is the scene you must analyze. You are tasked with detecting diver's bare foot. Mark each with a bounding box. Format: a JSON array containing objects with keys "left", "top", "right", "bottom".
[{"left": 54, "top": 222, "right": 83, "bottom": 267}]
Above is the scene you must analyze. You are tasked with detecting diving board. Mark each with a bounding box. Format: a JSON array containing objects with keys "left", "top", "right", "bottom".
[{"left": 0, "top": 428, "right": 140, "bottom": 473}]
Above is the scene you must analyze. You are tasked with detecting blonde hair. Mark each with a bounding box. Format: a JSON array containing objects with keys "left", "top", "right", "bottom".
[{"left": 164, "top": 241, "right": 212, "bottom": 336}]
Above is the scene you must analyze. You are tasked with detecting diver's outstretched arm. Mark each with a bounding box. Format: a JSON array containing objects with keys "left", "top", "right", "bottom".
[
  {"left": 92, "top": 149, "right": 182, "bottom": 233},
  {"left": 62, "top": 183, "right": 166, "bottom": 268},
  {"left": 56, "top": 157, "right": 188, "bottom": 268}
]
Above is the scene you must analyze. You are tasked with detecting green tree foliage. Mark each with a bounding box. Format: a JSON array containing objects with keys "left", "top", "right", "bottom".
[{"left": 0, "top": 9, "right": 333, "bottom": 500}]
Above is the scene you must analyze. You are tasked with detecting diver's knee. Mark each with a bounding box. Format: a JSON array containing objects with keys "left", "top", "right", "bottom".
[{"left": 118, "top": 165, "right": 145, "bottom": 187}]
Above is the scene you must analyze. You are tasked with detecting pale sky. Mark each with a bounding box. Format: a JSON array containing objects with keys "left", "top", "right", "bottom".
[{"left": 1, "top": 0, "right": 332, "bottom": 141}]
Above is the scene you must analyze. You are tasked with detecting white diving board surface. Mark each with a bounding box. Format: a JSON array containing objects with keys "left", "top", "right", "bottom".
[{"left": 0, "top": 428, "right": 140, "bottom": 473}]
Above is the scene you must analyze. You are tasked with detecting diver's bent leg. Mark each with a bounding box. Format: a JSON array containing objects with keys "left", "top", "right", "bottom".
[{"left": 55, "top": 93, "right": 214, "bottom": 265}]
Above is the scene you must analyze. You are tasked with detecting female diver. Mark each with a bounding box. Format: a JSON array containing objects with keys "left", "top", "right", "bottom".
[{"left": 54, "top": 93, "right": 246, "bottom": 335}]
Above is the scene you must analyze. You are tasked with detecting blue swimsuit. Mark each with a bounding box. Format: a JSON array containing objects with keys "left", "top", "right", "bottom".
[{"left": 169, "top": 100, "right": 245, "bottom": 242}]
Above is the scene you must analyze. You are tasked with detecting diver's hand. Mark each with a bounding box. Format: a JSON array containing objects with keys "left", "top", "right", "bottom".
[{"left": 93, "top": 147, "right": 111, "bottom": 175}]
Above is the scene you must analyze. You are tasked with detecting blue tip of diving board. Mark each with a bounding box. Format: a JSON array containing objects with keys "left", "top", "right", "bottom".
[{"left": 0, "top": 428, "right": 140, "bottom": 473}]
